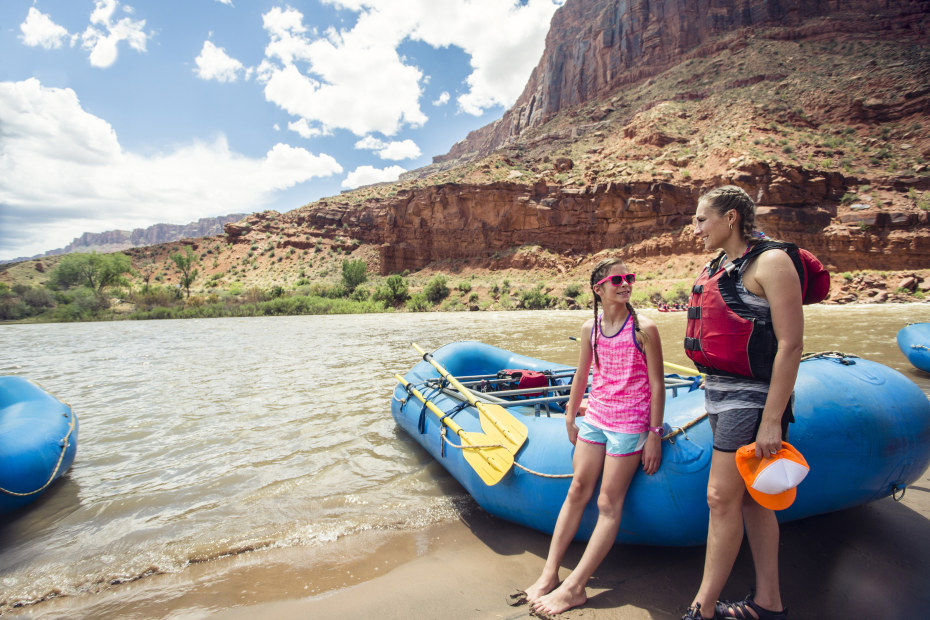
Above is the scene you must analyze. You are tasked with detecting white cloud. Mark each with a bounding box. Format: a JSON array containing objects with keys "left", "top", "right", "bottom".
[
  {"left": 80, "top": 0, "right": 149, "bottom": 68},
  {"left": 378, "top": 139, "right": 420, "bottom": 160},
  {"left": 19, "top": 7, "right": 70, "bottom": 50},
  {"left": 432, "top": 91, "right": 450, "bottom": 106},
  {"left": 258, "top": 6, "right": 428, "bottom": 137},
  {"left": 195, "top": 41, "right": 250, "bottom": 83},
  {"left": 354, "top": 136, "right": 421, "bottom": 160},
  {"left": 320, "top": 0, "right": 562, "bottom": 116},
  {"left": 216, "top": 0, "right": 234, "bottom": 5},
  {"left": 288, "top": 118, "right": 328, "bottom": 139},
  {"left": 0, "top": 79, "right": 342, "bottom": 260},
  {"left": 341, "top": 165, "right": 405, "bottom": 189}
]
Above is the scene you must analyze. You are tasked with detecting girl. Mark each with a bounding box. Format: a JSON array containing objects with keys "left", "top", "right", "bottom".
[
  {"left": 523, "top": 257, "right": 665, "bottom": 616},
  {"left": 682, "top": 186, "right": 799, "bottom": 620}
]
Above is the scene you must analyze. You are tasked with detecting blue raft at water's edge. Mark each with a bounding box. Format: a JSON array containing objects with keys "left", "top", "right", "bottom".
[
  {"left": 391, "top": 341, "right": 930, "bottom": 547},
  {"left": 897, "top": 322, "right": 930, "bottom": 373},
  {"left": 0, "top": 376, "right": 79, "bottom": 515}
]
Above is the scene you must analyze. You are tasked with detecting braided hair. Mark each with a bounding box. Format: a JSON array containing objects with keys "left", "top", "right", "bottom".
[
  {"left": 698, "top": 185, "right": 757, "bottom": 244},
  {"left": 589, "top": 258, "right": 647, "bottom": 369}
]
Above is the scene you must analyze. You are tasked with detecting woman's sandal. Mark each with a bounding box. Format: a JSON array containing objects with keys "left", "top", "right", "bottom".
[
  {"left": 682, "top": 602, "right": 720, "bottom": 620},
  {"left": 715, "top": 592, "right": 787, "bottom": 620}
]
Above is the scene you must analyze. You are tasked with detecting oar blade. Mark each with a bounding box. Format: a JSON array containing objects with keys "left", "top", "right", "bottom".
[
  {"left": 475, "top": 402, "right": 529, "bottom": 454},
  {"left": 411, "top": 342, "right": 529, "bottom": 455},
  {"left": 395, "top": 374, "right": 515, "bottom": 486},
  {"left": 458, "top": 431, "right": 514, "bottom": 486}
]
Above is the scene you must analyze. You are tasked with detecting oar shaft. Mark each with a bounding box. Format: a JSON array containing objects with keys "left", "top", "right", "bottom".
[
  {"left": 438, "top": 386, "right": 571, "bottom": 408},
  {"left": 664, "top": 360, "right": 703, "bottom": 377},
  {"left": 412, "top": 343, "right": 479, "bottom": 406},
  {"left": 430, "top": 381, "right": 574, "bottom": 398},
  {"left": 395, "top": 375, "right": 466, "bottom": 435}
]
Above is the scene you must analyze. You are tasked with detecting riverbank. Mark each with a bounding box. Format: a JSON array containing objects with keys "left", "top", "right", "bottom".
[
  {"left": 26, "top": 463, "right": 930, "bottom": 619},
  {"left": 223, "top": 463, "right": 930, "bottom": 620},
  {"left": 2, "top": 246, "right": 928, "bottom": 324}
]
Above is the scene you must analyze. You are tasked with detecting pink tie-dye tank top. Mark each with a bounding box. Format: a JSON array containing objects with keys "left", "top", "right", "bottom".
[{"left": 585, "top": 313, "right": 652, "bottom": 433}]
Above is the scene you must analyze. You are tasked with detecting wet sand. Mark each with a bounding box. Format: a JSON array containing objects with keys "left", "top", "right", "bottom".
[
  {"left": 21, "top": 464, "right": 930, "bottom": 619},
  {"left": 221, "top": 465, "right": 930, "bottom": 619}
]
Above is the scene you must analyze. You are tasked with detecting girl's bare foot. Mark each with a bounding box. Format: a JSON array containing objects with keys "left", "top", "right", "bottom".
[
  {"left": 524, "top": 575, "right": 560, "bottom": 603},
  {"left": 532, "top": 582, "right": 587, "bottom": 615}
]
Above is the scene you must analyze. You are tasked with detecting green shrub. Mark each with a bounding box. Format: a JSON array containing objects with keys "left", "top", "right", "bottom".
[
  {"left": 563, "top": 283, "right": 583, "bottom": 298},
  {"left": 407, "top": 292, "right": 431, "bottom": 312},
  {"left": 520, "top": 285, "right": 553, "bottom": 309},
  {"left": 373, "top": 274, "right": 409, "bottom": 306},
  {"left": 341, "top": 259, "right": 368, "bottom": 292},
  {"left": 424, "top": 275, "right": 450, "bottom": 303}
]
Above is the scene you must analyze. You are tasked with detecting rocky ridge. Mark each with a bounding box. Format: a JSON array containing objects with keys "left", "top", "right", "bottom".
[{"left": 3, "top": 214, "right": 246, "bottom": 264}]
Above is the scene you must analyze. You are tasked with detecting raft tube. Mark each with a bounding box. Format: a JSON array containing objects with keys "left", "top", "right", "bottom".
[
  {"left": 0, "top": 376, "right": 79, "bottom": 514},
  {"left": 391, "top": 341, "right": 930, "bottom": 546},
  {"left": 897, "top": 322, "right": 930, "bottom": 373}
]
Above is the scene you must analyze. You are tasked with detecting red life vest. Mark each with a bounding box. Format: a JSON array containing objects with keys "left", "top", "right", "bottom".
[{"left": 684, "top": 240, "right": 825, "bottom": 380}]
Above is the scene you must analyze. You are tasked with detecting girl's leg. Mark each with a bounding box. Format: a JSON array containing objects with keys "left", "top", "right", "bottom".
[
  {"left": 532, "top": 451, "right": 641, "bottom": 615},
  {"left": 689, "top": 449, "right": 748, "bottom": 617},
  {"left": 524, "top": 439, "right": 606, "bottom": 602}
]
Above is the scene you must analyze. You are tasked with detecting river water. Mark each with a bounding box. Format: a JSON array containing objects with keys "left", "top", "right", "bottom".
[{"left": 1, "top": 305, "right": 929, "bottom": 616}]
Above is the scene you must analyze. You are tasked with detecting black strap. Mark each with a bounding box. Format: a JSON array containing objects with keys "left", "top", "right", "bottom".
[
  {"left": 687, "top": 307, "right": 701, "bottom": 319},
  {"left": 684, "top": 337, "right": 702, "bottom": 351}
]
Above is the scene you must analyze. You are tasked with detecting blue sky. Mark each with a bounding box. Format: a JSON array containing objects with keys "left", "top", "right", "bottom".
[{"left": 0, "top": 0, "right": 563, "bottom": 260}]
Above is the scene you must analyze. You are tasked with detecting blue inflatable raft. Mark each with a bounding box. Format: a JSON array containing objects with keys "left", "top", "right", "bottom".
[
  {"left": 897, "top": 322, "right": 930, "bottom": 373},
  {"left": 0, "top": 376, "right": 79, "bottom": 515},
  {"left": 391, "top": 341, "right": 930, "bottom": 546}
]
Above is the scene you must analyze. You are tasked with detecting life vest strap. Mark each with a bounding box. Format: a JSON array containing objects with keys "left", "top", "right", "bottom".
[
  {"left": 687, "top": 307, "right": 700, "bottom": 319},
  {"left": 684, "top": 337, "right": 702, "bottom": 351}
]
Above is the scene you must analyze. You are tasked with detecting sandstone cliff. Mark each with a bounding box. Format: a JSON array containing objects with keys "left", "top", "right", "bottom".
[{"left": 436, "top": 0, "right": 930, "bottom": 163}]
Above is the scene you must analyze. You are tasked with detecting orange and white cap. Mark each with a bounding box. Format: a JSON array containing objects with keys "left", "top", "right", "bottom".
[{"left": 735, "top": 441, "right": 809, "bottom": 511}]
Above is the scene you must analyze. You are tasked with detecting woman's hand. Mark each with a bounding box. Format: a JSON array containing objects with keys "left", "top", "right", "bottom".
[
  {"left": 641, "top": 433, "right": 662, "bottom": 474},
  {"left": 754, "top": 419, "right": 783, "bottom": 459}
]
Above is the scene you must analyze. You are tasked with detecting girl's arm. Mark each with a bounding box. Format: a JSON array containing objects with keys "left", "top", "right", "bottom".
[
  {"left": 749, "top": 249, "right": 804, "bottom": 459},
  {"left": 640, "top": 318, "right": 665, "bottom": 475},
  {"left": 565, "top": 319, "right": 595, "bottom": 445}
]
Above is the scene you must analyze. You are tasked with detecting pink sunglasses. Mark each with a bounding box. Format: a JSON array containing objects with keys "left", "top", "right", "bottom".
[{"left": 595, "top": 273, "right": 636, "bottom": 286}]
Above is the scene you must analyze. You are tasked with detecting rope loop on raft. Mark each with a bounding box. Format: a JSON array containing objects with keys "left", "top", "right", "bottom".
[
  {"left": 800, "top": 351, "right": 860, "bottom": 364},
  {"left": 892, "top": 484, "right": 907, "bottom": 501},
  {"left": 0, "top": 405, "right": 76, "bottom": 497},
  {"left": 434, "top": 432, "right": 574, "bottom": 478}
]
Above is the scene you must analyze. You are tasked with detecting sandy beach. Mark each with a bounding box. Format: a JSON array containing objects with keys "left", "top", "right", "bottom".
[
  {"left": 208, "top": 463, "right": 930, "bottom": 620},
  {"left": 41, "top": 463, "right": 926, "bottom": 619},
  {"left": 45, "top": 464, "right": 930, "bottom": 620}
]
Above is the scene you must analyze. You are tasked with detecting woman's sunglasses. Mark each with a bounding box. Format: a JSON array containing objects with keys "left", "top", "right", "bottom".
[{"left": 595, "top": 273, "right": 636, "bottom": 287}]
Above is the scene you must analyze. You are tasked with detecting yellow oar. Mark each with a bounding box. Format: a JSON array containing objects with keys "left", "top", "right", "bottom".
[
  {"left": 663, "top": 360, "right": 705, "bottom": 377},
  {"left": 395, "top": 375, "right": 514, "bottom": 486},
  {"left": 411, "top": 343, "right": 528, "bottom": 455}
]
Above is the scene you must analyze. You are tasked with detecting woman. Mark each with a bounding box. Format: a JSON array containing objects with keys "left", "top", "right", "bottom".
[{"left": 682, "top": 186, "right": 801, "bottom": 620}]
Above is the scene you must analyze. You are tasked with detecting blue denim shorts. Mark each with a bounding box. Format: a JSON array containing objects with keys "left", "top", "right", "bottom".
[{"left": 576, "top": 416, "right": 647, "bottom": 457}]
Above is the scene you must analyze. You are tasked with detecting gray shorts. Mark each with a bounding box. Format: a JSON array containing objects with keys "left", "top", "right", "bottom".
[{"left": 708, "top": 404, "right": 791, "bottom": 452}]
